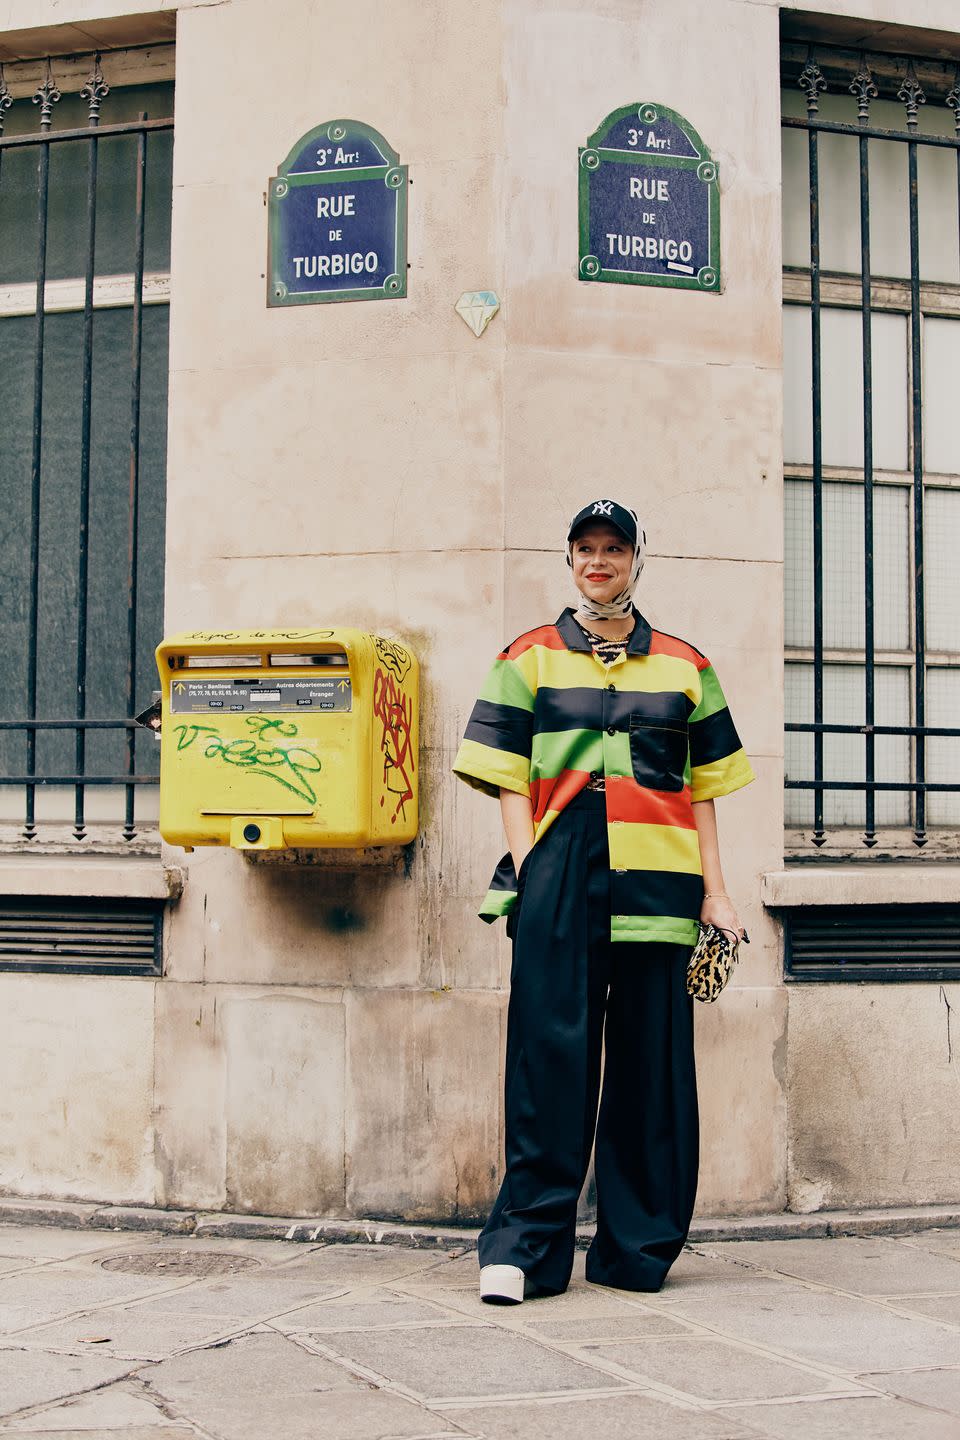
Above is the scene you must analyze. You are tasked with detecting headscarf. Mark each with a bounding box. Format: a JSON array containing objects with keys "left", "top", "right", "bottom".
[{"left": 565, "top": 506, "right": 646, "bottom": 623}]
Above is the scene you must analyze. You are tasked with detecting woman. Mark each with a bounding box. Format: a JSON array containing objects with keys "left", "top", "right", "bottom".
[{"left": 453, "top": 499, "right": 753, "bottom": 1304}]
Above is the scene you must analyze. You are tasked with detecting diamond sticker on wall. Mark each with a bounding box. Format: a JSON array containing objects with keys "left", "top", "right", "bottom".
[{"left": 455, "top": 290, "right": 500, "bottom": 337}]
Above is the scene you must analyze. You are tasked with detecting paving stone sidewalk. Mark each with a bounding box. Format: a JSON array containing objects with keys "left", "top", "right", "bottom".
[{"left": 1, "top": 1222, "right": 959, "bottom": 1438}]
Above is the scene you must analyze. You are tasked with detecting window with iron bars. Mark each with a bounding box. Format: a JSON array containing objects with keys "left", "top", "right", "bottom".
[
  {"left": 781, "top": 36, "right": 960, "bottom": 857},
  {"left": 0, "top": 47, "right": 173, "bottom": 849}
]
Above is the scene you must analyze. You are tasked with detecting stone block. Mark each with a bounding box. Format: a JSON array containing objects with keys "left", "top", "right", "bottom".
[
  {"left": 0, "top": 1348, "right": 134, "bottom": 1419},
  {"left": 787, "top": 984, "right": 960, "bottom": 1210},
  {"left": 726, "top": 1395, "right": 960, "bottom": 1439},
  {"left": 0, "top": 1379, "right": 169, "bottom": 1432},
  {"left": 271, "top": 1290, "right": 452, "bottom": 1332},
  {"left": 451, "top": 1393, "right": 762, "bottom": 1439},
  {"left": 503, "top": 352, "right": 783, "bottom": 565},
  {"left": 588, "top": 1335, "right": 851, "bottom": 1401},
  {"left": 318, "top": 1323, "right": 625, "bottom": 1400},
  {"left": 155, "top": 985, "right": 346, "bottom": 1217},
  {"left": 164, "top": 350, "right": 502, "bottom": 566},
  {"left": 153, "top": 981, "right": 228, "bottom": 1209},
  {"left": 701, "top": 1235, "right": 960, "bottom": 1297},
  {"left": 345, "top": 990, "right": 502, "bottom": 1220},
  {"left": 145, "top": 1331, "right": 365, "bottom": 1440},
  {"left": 221, "top": 991, "right": 346, "bottom": 1215},
  {"left": 524, "top": 1312, "right": 688, "bottom": 1341},
  {"left": 664, "top": 1283, "right": 960, "bottom": 1371},
  {"left": 0, "top": 977, "right": 155, "bottom": 1205},
  {"left": 695, "top": 985, "right": 788, "bottom": 1217},
  {"left": 165, "top": 847, "right": 421, "bottom": 989},
  {"left": 862, "top": 1368, "right": 960, "bottom": 1419},
  {"left": 0, "top": 1265, "right": 192, "bottom": 1335},
  {"left": 11, "top": 1304, "right": 248, "bottom": 1361}
]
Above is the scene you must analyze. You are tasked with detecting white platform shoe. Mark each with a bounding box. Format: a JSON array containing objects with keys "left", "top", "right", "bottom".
[{"left": 479, "top": 1263, "right": 525, "bottom": 1304}]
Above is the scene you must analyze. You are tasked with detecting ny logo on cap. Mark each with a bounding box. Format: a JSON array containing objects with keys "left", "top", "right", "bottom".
[{"left": 592, "top": 500, "right": 614, "bottom": 516}]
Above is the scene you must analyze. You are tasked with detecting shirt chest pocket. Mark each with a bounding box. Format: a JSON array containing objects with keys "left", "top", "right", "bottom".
[{"left": 628, "top": 697, "right": 689, "bottom": 793}]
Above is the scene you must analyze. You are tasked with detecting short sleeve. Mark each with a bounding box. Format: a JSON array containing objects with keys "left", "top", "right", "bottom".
[
  {"left": 453, "top": 651, "right": 534, "bottom": 799},
  {"left": 687, "top": 660, "right": 755, "bottom": 802}
]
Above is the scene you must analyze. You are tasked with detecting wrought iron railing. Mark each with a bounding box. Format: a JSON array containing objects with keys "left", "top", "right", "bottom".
[
  {"left": 781, "top": 42, "right": 960, "bottom": 849},
  {"left": 0, "top": 55, "right": 172, "bottom": 844}
]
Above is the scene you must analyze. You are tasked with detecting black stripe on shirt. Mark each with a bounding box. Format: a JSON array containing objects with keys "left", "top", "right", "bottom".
[
  {"left": 688, "top": 706, "right": 743, "bottom": 768},
  {"left": 534, "top": 686, "right": 692, "bottom": 734},
  {"left": 464, "top": 698, "right": 534, "bottom": 758},
  {"left": 609, "top": 868, "right": 705, "bottom": 920}
]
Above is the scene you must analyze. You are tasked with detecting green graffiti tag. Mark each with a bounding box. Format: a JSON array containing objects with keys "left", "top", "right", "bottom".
[{"left": 173, "top": 715, "right": 322, "bottom": 805}]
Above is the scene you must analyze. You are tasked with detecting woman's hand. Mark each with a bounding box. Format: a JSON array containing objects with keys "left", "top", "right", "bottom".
[{"left": 700, "top": 892, "right": 744, "bottom": 940}]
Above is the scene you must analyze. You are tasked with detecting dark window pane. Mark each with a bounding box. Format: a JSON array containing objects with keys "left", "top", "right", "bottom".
[
  {"left": 0, "top": 84, "right": 173, "bottom": 284},
  {"left": 0, "top": 306, "right": 168, "bottom": 780}
]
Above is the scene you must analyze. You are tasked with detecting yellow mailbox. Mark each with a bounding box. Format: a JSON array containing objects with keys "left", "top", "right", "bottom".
[{"left": 155, "top": 628, "right": 418, "bottom": 851}]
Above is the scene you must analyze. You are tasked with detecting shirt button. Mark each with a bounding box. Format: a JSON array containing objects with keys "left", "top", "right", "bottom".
[
  {"left": 607, "top": 683, "right": 616, "bottom": 693},
  {"left": 607, "top": 725, "right": 616, "bottom": 736}
]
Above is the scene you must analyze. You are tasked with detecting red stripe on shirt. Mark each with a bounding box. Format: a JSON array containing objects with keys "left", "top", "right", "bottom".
[
  {"left": 605, "top": 776, "right": 697, "bottom": 828},
  {"left": 649, "top": 630, "right": 710, "bottom": 669},
  {"left": 530, "top": 768, "right": 591, "bottom": 823},
  {"left": 504, "top": 625, "right": 567, "bottom": 661}
]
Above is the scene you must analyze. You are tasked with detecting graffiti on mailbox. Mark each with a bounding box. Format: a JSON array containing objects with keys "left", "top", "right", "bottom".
[
  {"left": 173, "top": 715, "right": 322, "bottom": 805},
  {"left": 372, "top": 665, "right": 414, "bottom": 822},
  {"left": 373, "top": 635, "right": 412, "bottom": 682}
]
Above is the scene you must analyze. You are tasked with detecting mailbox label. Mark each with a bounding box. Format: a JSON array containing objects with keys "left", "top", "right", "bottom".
[{"left": 170, "top": 678, "right": 353, "bottom": 713}]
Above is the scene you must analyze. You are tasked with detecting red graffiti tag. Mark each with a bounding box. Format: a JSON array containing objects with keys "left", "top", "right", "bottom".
[{"left": 373, "top": 666, "right": 415, "bottom": 822}]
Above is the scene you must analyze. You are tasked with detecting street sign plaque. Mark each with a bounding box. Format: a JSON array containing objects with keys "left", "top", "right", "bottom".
[
  {"left": 268, "top": 119, "right": 408, "bottom": 306},
  {"left": 579, "top": 103, "right": 720, "bottom": 292}
]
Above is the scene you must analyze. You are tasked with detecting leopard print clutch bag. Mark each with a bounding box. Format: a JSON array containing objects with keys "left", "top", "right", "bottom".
[{"left": 685, "top": 923, "right": 749, "bottom": 1003}]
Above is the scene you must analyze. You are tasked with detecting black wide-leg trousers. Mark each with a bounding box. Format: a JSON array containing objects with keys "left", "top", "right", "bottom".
[{"left": 478, "top": 789, "right": 699, "bottom": 1295}]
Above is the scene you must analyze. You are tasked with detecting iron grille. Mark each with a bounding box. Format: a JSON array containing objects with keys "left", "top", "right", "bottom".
[
  {"left": 0, "top": 52, "right": 173, "bottom": 846},
  {"left": 0, "top": 896, "right": 162, "bottom": 975},
  {"left": 784, "top": 902, "right": 960, "bottom": 982},
  {"left": 780, "top": 37, "right": 960, "bottom": 850}
]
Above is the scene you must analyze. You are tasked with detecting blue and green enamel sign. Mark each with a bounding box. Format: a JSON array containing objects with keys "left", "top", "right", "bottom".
[
  {"left": 578, "top": 103, "right": 719, "bottom": 292},
  {"left": 268, "top": 120, "right": 408, "bottom": 306}
]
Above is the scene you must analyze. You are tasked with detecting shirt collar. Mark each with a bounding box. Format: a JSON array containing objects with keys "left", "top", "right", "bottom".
[{"left": 554, "top": 607, "right": 652, "bottom": 657}]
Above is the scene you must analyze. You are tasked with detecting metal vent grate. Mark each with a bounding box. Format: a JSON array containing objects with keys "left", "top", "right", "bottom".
[
  {"left": 785, "top": 904, "right": 960, "bottom": 983},
  {"left": 0, "top": 897, "right": 163, "bottom": 976}
]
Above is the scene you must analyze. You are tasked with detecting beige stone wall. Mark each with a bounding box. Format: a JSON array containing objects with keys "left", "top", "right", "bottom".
[{"left": 1, "top": 0, "right": 958, "bottom": 1220}]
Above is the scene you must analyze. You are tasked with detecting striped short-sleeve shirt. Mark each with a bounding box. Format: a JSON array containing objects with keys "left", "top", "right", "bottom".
[{"left": 453, "top": 607, "right": 754, "bottom": 946}]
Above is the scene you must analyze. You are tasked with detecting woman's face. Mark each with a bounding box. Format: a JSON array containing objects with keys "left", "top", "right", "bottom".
[{"left": 570, "top": 522, "right": 633, "bottom": 605}]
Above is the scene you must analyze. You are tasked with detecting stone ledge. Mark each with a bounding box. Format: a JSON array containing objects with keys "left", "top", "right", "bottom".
[
  {"left": 762, "top": 864, "right": 960, "bottom": 908},
  {"left": 0, "top": 857, "right": 183, "bottom": 900},
  {"left": 0, "top": 1195, "right": 958, "bottom": 1247}
]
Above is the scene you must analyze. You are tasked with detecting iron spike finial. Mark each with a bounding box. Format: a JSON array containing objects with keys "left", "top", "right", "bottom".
[
  {"left": 849, "top": 52, "right": 878, "bottom": 125},
  {"left": 946, "top": 65, "right": 960, "bottom": 139},
  {"left": 32, "top": 59, "right": 61, "bottom": 131},
  {"left": 0, "top": 65, "right": 12, "bottom": 138},
  {"left": 798, "top": 46, "right": 827, "bottom": 118},
  {"left": 80, "top": 52, "right": 109, "bottom": 127},
  {"left": 897, "top": 58, "right": 926, "bottom": 131}
]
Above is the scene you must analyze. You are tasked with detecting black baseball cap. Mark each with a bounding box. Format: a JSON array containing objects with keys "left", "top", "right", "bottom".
[{"left": 567, "top": 500, "right": 639, "bottom": 548}]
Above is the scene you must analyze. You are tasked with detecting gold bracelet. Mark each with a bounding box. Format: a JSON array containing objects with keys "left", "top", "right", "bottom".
[{"left": 703, "top": 892, "right": 729, "bottom": 900}]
